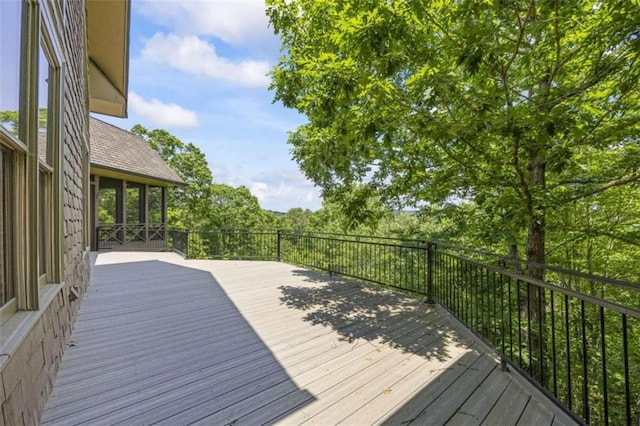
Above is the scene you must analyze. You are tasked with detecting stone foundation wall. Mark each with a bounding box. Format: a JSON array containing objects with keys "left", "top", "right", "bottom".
[{"left": 0, "top": 288, "right": 75, "bottom": 425}]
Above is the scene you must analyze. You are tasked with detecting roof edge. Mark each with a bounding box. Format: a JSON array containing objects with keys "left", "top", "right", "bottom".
[{"left": 91, "top": 164, "right": 186, "bottom": 187}]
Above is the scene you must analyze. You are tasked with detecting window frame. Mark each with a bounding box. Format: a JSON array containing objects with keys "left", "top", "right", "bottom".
[
  {"left": 0, "top": 148, "right": 18, "bottom": 325},
  {"left": 0, "top": 0, "right": 65, "bottom": 323},
  {"left": 0, "top": 0, "right": 29, "bottom": 322},
  {"left": 38, "top": 7, "right": 64, "bottom": 287},
  {"left": 38, "top": 164, "right": 52, "bottom": 286}
]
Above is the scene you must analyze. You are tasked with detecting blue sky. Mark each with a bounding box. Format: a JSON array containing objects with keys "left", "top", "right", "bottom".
[{"left": 97, "top": 0, "right": 322, "bottom": 212}]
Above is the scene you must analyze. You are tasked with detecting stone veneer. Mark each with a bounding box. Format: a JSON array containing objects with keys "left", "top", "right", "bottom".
[{"left": 0, "top": 1, "right": 91, "bottom": 424}]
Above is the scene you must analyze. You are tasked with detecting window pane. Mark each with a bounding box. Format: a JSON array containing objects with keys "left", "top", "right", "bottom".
[
  {"left": 0, "top": 149, "right": 14, "bottom": 305},
  {"left": 39, "top": 173, "right": 46, "bottom": 277},
  {"left": 38, "top": 44, "right": 51, "bottom": 164},
  {"left": 0, "top": 0, "right": 22, "bottom": 136}
]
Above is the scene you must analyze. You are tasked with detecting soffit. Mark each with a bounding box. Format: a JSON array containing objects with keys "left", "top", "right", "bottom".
[{"left": 86, "top": 0, "right": 131, "bottom": 118}]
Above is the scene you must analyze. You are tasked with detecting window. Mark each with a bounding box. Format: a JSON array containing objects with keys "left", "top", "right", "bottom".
[
  {"left": 0, "top": 0, "right": 22, "bottom": 137},
  {"left": 0, "top": 149, "right": 14, "bottom": 307},
  {"left": 38, "top": 41, "right": 54, "bottom": 284},
  {"left": 0, "top": 0, "right": 23, "bottom": 317},
  {"left": 37, "top": 3, "right": 64, "bottom": 287},
  {"left": 39, "top": 168, "right": 52, "bottom": 284},
  {"left": 1, "top": 0, "right": 64, "bottom": 316}
]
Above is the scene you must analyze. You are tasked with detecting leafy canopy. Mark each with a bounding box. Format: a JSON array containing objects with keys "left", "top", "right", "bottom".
[
  {"left": 267, "top": 0, "right": 640, "bottom": 264},
  {"left": 131, "top": 125, "right": 277, "bottom": 230}
]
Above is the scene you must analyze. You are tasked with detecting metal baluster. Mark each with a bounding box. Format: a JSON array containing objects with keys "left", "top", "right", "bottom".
[{"left": 581, "top": 300, "right": 589, "bottom": 423}]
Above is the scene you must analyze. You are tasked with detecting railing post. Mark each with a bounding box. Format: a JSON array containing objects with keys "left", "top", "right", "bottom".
[
  {"left": 185, "top": 229, "right": 190, "bottom": 259},
  {"left": 426, "top": 242, "right": 435, "bottom": 304},
  {"left": 276, "top": 229, "right": 282, "bottom": 261}
]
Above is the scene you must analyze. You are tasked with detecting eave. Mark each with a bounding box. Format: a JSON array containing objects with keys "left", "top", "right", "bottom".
[
  {"left": 91, "top": 164, "right": 186, "bottom": 187},
  {"left": 86, "top": 0, "right": 131, "bottom": 118}
]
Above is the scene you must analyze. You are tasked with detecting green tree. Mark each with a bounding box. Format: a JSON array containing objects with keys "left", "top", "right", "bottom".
[
  {"left": 282, "top": 207, "right": 314, "bottom": 232},
  {"left": 0, "top": 108, "right": 48, "bottom": 135},
  {"left": 131, "top": 125, "right": 281, "bottom": 231},
  {"left": 208, "top": 184, "right": 274, "bottom": 229},
  {"left": 266, "top": 0, "right": 640, "bottom": 273},
  {"left": 0, "top": 110, "right": 19, "bottom": 135},
  {"left": 131, "top": 125, "right": 213, "bottom": 229}
]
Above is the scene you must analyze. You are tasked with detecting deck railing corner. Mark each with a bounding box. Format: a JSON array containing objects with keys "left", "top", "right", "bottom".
[{"left": 155, "top": 227, "right": 638, "bottom": 425}]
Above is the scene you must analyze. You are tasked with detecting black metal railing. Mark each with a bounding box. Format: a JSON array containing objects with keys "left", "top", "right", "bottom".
[
  {"left": 279, "top": 231, "right": 428, "bottom": 297},
  {"left": 97, "top": 223, "right": 167, "bottom": 250},
  {"left": 431, "top": 244, "right": 640, "bottom": 425},
  {"left": 168, "top": 229, "right": 639, "bottom": 425},
  {"left": 168, "top": 228, "right": 278, "bottom": 260},
  {"left": 168, "top": 229, "right": 189, "bottom": 257}
]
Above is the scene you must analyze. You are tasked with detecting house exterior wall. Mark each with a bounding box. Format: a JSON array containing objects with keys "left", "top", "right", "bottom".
[
  {"left": 0, "top": 1, "right": 92, "bottom": 424},
  {"left": 62, "top": 0, "right": 91, "bottom": 298}
]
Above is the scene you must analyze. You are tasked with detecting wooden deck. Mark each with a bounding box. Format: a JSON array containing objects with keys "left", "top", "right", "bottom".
[{"left": 41, "top": 252, "right": 577, "bottom": 425}]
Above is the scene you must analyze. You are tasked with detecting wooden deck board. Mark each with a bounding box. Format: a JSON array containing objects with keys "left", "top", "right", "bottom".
[
  {"left": 445, "top": 363, "right": 513, "bottom": 425},
  {"left": 41, "top": 252, "right": 577, "bottom": 425},
  {"left": 517, "top": 397, "right": 556, "bottom": 426}
]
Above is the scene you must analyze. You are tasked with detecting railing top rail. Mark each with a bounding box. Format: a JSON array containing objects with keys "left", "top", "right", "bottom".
[
  {"left": 166, "top": 227, "right": 638, "bottom": 424},
  {"left": 434, "top": 240, "right": 640, "bottom": 290},
  {"left": 441, "top": 250, "right": 640, "bottom": 319},
  {"left": 279, "top": 230, "right": 426, "bottom": 245},
  {"left": 168, "top": 228, "right": 426, "bottom": 245},
  {"left": 97, "top": 223, "right": 166, "bottom": 227},
  {"left": 283, "top": 232, "right": 428, "bottom": 250},
  {"left": 170, "top": 228, "right": 279, "bottom": 234},
  {"left": 166, "top": 228, "right": 640, "bottom": 295}
]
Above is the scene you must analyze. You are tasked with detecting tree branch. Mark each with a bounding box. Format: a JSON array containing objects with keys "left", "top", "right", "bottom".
[{"left": 558, "top": 172, "right": 640, "bottom": 204}]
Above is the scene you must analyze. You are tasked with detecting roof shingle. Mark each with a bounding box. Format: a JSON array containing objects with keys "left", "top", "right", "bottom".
[{"left": 89, "top": 117, "right": 184, "bottom": 185}]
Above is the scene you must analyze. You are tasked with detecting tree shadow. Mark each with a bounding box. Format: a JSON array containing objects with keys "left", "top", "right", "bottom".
[
  {"left": 42, "top": 258, "right": 314, "bottom": 425},
  {"left": 279, "top": 268, "right": 471, "bottom": 362}
]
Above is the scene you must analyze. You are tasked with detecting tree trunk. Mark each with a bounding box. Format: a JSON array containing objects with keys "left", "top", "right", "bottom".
[{"left": 526, "top": 150, "right": 546, "bottom": 385}]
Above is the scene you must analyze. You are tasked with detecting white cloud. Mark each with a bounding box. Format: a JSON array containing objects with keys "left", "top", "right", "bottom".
[
  {"left": 129, "top": 92, "right": 199, "bottom": 128},
  {"left": 250, "top": 178, "right": 322, "bottom": 212},
  {"left": 251, "top": 182, "right": 271, "bottom": 200},
  {"left": 209, "top": 161, "right": 230, "bottom": 182},
  {"left": 135, "top": 0, "right": 270, "bottom": 46},
  {"left": 141, "top": 33, "right": 270, "bottom": 88}
]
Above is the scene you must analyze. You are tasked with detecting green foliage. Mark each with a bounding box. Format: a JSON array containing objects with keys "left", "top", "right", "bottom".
[
  {"left": 266, "top": 0, "right": 640, "bottom": 269},
  {"left": 266, "top": 5, "right": 640, "bottom": 420},
  {"left": 97, "top": 188, "right": 116, "bottom": 223},
  {"left": 1, "top": 108, "right": 49, "bottom": 135},
  {"left": 208, "top": 184, "right": 276, "bottom": 229},
  {"left": 281, "top": 207, "right": 314, "bottom": 232},
  {"left": 132, "top": 125, "right": 213, "bottom": 229},
  {"left": 0, "top": 110, "right": 19, "bottom": 135},
  {"left": 131, "top": 125, "right": 281, "bottom": 231}
]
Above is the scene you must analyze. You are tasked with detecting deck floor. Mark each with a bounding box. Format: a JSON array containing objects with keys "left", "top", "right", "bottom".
[{"left": 41, "top": 252, "right": 576, "bottom": 425}]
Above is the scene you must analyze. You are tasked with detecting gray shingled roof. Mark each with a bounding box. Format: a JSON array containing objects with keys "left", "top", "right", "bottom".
[{"left": 89, "top": 117, "right": 184, "bottom": 185}]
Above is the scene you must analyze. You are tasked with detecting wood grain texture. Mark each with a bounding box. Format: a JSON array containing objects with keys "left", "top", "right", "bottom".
[{"left": 41, "top": 252, "right": 577, "bottom": 425}]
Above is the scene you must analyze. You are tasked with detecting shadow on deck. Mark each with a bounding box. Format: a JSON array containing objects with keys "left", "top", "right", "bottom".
[{"left": 41, "top": 252, "right": 577, "bottom": 425}]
